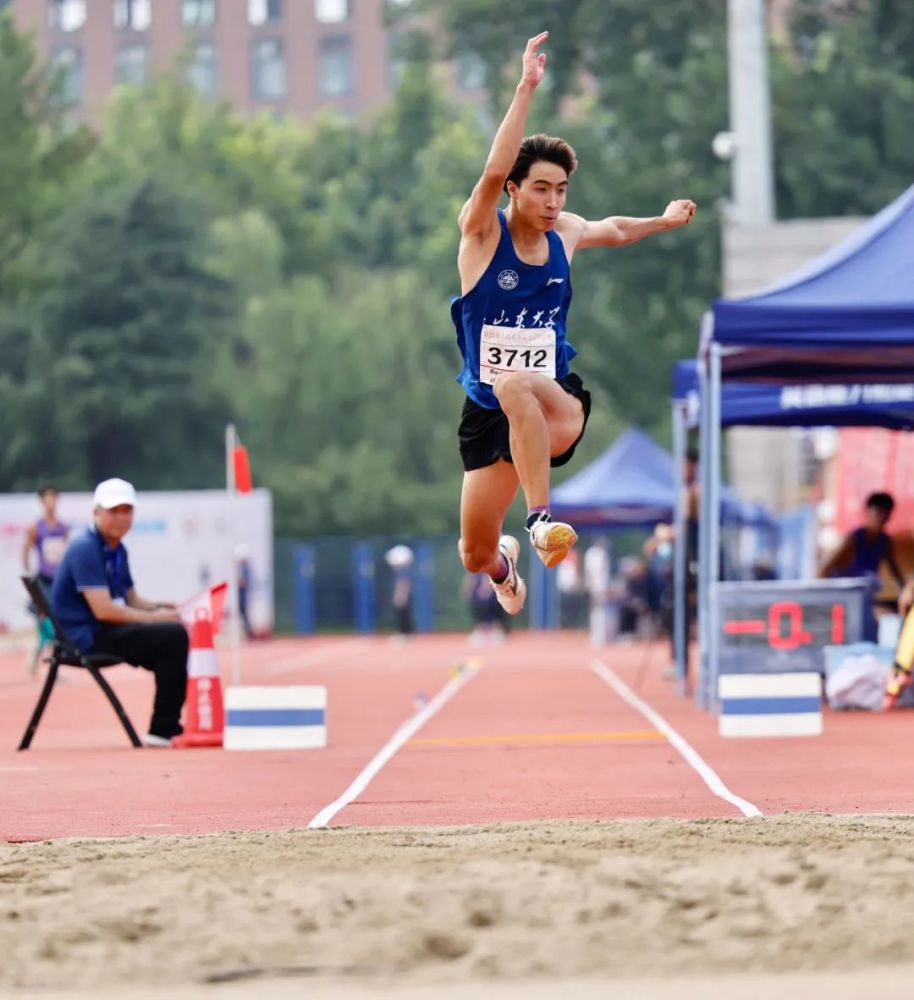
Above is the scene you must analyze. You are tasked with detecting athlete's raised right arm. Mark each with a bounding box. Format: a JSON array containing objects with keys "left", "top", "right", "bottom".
[{"left": 457, "top": 32, "right": 549, "bottom": 238}]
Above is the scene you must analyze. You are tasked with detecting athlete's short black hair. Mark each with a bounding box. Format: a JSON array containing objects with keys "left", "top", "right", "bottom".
[
  {"left": 37, "top": 485, "right": 58, "bottom": 498},
  {"left": 866, "top": 491, "right": 895, "bottom": 514},
  {"left": 505, "top": 134, "right": 578, "bottom": 193}
]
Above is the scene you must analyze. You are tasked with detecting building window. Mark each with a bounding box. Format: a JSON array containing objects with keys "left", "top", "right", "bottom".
[
  {"left": 48, "top": 0, "right": 85, "bottom": 32},
  {"left": 182, "top": 0, "right": 215, "bottom": 27},
  {"left": 319, "top": 35, "right": 353, "bottom": 97},
  {"left": 116, "top": 44, "right": 148, "bottom": 85},
  {"left": 315, "top": 0, "right": 348, "bottom": 23},
  {"left": 187, "top": 42, "right": 218, "bottom": 97},
  {"left": 456, "top": 50, "right": 487, "bottom": 92},
  {"left": 114, "top": 0, "right": 152, "bottom": 31},
  {"left": 252, "top": 37, "right": 286, "bottom": 100},
  {"left": 248, "top": 0, "right": 281, "bottom": 25},
  {"left": 51, "top": 45, "right": 83, "bottom": 104}
]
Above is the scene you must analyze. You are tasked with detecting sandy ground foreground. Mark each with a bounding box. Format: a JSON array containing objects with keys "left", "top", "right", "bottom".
[{"left": 5, "top": 815, "right": 914, "bottom": 998}]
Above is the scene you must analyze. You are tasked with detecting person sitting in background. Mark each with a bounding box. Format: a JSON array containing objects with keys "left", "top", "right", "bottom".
[
  {"left": 51, "top": 478, "right": 188, "bottom": 747},
  {"left": 818, "top": 492, "right": 905, "bottom": 602}
]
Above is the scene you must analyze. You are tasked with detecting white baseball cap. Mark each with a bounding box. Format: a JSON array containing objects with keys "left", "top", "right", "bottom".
[{"left": 93, "top": 478, "right": 137, "bottom": 509}]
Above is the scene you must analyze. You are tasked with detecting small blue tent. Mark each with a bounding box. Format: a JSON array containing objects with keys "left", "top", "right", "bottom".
[
  {"left": 551, "top": 426, "right": 767, "bottom": 529},
  {"left": 551, "top": 427, "right": 674, "bottom": 528}
]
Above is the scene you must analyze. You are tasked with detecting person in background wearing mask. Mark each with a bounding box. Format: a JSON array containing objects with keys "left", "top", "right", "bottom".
[{"left": 644, "top": 523, "right": 676, "bottom": 674}]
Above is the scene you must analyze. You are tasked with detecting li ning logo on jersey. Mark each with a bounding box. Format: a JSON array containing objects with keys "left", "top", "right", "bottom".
[{"left": 497, "top": 269, "right": 519, "bottom": 290}]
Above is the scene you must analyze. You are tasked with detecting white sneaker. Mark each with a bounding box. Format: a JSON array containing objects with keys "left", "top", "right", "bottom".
[
  {"left": 143, "top": 733, "right": 174, "bottom": 748},
  {"left": 527, "top": 517, "right": 578, "bottom": 568},
  {"left": 490, "top": 536, "right": 526, "bottom": 616}
]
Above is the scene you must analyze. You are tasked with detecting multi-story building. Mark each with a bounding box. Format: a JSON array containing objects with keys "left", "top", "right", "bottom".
[{"left": 8, "top": 0, "right": 485, "bottom": 123}]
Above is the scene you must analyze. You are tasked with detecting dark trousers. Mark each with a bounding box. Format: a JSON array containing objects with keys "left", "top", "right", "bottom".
[
  {"left": 395, "top": 604, "right": 413, "bottom": 636},
  {"left": 91, "top": 622, "right": 189, "bottom": 739}
]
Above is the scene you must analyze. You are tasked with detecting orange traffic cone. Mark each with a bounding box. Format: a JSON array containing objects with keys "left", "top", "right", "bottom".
[{"left": 173, "top": 608, "right": 224, "bottom": 748}]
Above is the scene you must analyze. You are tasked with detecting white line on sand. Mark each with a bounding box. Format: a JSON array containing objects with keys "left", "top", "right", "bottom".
[
  {"left": 591, "top": 660, "right": 763, "bottom": 818},
  {"left": 307, "top": 664, "right": 479, "bottom": 829}
]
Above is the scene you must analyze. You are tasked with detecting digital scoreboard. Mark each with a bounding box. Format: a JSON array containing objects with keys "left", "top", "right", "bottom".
[{"left": 714, "top": 578, "right": 873, "bottom": 675}]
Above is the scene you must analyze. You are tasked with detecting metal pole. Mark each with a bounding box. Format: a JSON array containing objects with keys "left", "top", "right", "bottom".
[
  {"left": 697, "top": 359, "right": 711, "bottom": 709},
  {"left": 225, "top": 423, "right": 242, "bottom": 686},
  {"left": 727, "top": 0, "right": 775, "bottom": 224},
  {"left": 708, "top": 344, "right": 724, "bottom": 710},
  {"left": 672, "top": 401, "right": 688, "bottom": 693}
]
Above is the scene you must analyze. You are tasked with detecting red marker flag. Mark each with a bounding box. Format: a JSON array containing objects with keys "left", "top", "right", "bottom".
[
  {"left": 233, "top": 445, "right": 253, "bottom": 494},
  {"left": 179, "top": 582, "right": 229, "bottom": 635}
]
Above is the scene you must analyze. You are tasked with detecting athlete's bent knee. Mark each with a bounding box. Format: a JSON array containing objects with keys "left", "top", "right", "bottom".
[
  {"left": 493, "top": 372, "right": 538, "bottom": 411},
  {"left": 460, "top": 540, "right": 496, "bottom": 575}
]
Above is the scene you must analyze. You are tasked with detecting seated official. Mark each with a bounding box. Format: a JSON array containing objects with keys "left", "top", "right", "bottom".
[
  {"left": 819, "top": 492, "right": 906, "bottom": 605},
  {"left": 51, "top": 478, "right": 188, "bottom": 747}
]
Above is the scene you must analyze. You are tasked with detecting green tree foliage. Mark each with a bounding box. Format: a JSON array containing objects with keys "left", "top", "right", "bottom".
[
  {"left": 20, "top": 175, "right": 234, "bottom": 488},
  {"left": 0, "top": 13, "right": 93, "bottom": 300},
  {"left": 0, "top": 4, "right": 912, "bottom": 535},
  {"left": 772, "top": 0, "right": 914, "bottom": 216}
]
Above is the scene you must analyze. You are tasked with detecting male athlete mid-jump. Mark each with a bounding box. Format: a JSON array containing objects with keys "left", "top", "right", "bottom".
[{"left": 452, "top": 31, "right": 696, "bottom": 614}]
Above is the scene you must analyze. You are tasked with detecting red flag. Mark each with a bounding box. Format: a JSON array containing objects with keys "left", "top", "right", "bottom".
[
  {"left": 179, "top": 582, "right": 229, "bottom": 634},
  {"left": 233, "top": 445, "right": 252, "bottom": 494}
]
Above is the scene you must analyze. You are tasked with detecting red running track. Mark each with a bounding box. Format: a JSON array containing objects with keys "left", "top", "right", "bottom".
[{"left": 1, "top": 632, "right": 913, "bottom": 842}]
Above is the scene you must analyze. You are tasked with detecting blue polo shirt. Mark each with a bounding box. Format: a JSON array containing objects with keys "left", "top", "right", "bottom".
[{"left": 51, "top": 527, "right": 134, "bottom": 652}]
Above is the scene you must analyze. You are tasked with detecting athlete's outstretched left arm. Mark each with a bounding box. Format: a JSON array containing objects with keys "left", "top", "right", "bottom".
[{"left": 559, "top": 199, "right": 696, "bottom": 252}]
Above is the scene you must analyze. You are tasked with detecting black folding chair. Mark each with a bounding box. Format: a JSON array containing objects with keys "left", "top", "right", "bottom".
[{"left": 18, "top": 575, "right": 142, "bottom": 750}]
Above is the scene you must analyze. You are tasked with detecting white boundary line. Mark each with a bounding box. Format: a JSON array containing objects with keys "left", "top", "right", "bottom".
[
  {"left": 307, "top": 664, "right": 479, "bottom": 829},
  {"left": 591, "top": 659, "right": 763, "bottom": 818}
]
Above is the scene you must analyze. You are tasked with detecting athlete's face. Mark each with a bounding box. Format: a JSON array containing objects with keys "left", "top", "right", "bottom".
[
  {"left": 40, "top": 490, "right": 58, "bottom": 518},
  {"left": 510, "top": 161, "right": 568, "bottom": 230},
  {"left": 865, "top": 505, "right": 891, "bottom": 531}
]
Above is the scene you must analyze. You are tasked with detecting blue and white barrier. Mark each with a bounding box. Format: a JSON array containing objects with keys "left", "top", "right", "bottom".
[
  {"left": 223, "top": 686, "right": 327, "bottom": 750},
  {"left": 718, "top": 672, "right": 822, "bottom": 737}
]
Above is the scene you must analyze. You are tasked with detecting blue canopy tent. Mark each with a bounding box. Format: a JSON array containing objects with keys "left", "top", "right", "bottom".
[
  {"left": 706, "top": 182, "right": 914, "bottom": 381},
  {"left": 697, "top": 181, "right": 914, "bottom": 708},
  {"left": 674, "top": 360, "right": 914, "bottom": 430}
]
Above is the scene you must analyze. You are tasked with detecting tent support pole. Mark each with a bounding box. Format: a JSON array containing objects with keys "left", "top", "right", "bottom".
[
  {"left": 672, "top": 401, "right": 688, "bottom": 694},
  {"left": 708, "top": 344, "right": 724, "bottom": 711},
  {"left": 697, "top": 358, "right": 711, "bottom": 709}
]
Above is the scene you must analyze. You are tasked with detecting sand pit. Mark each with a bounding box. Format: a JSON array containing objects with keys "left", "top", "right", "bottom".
[{"left": 5, "top": 815, "right": 914, "bottom": 998}]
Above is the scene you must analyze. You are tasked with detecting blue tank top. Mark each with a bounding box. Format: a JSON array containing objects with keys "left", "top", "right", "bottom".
[
  {"left": 451, "top": 209, "right": 576, "bottom": 410},
  {"left": 845, "top": 528, "right": 890, "bottom": 577},
  {"left": 35, "top": 518, "right": 69, "bottom": 579}
]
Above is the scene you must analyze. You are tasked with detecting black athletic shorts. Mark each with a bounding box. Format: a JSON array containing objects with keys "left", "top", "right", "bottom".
[{"left": 458, "top": 372, "right": 592, "bottom": 473}]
